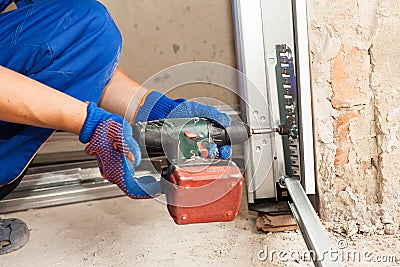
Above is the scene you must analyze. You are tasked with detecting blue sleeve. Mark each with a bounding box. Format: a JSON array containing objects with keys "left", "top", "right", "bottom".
[
  {"left": 0, "top": 0, "right": 13, "bottom": 13},
  {"left": 14, "top": 0, "right": 33, "bottom": 8}
]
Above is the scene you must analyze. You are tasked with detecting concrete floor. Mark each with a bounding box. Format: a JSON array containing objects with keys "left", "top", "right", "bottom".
[
  {"left": 1, "top": 197, "right": 398, "bottom": 266},
  {"left": 1, "top": 197, "right": 312, "bottom": 267}
]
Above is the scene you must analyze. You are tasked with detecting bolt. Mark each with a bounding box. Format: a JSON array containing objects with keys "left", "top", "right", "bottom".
[
  {"left": 182, "top": 216, "right": 187, "bottom": 220},
  {"left": 226, "top": 211, "right": 233, "bottom": 217},
  {"left": 279, "top": 176, "right": 286, "bottom": 186},
  {"left": 290, "top": 125, "right": 299, "bottom": 138}
]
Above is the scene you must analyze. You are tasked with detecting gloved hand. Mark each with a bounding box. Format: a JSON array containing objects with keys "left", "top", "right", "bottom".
[
  {"left": 79, "top": 103, "right": 160, "bottom": 199},
  {"left": 135, "top": 91, "right": 232, "bottom": 159}
]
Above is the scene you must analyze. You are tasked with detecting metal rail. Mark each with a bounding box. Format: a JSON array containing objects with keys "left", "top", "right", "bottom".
[
  {"left": 284, "top": 177, "right": 343, "bottom": 267},
  {"left": 0, "top": 163, "right": 159, "bottom": 214}
]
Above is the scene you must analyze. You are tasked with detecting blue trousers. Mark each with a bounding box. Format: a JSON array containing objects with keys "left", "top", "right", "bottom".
[{"left": 0, "top": 0, "right": 122, "bottom": 185}]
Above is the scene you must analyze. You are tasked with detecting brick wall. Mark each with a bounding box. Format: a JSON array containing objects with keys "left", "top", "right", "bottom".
[{"left": 308, "top": 0, "right": 399, "bottom": 235}]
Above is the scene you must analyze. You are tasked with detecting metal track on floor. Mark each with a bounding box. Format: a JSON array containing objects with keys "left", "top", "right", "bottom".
[
  {"left": 283, "top": 177, "right": 342, "bottom": 267},
  {"left": 0, "top": 160, "right": 160, "bottom": 214}
]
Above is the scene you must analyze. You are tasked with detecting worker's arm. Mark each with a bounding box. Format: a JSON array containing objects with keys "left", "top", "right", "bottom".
[
  {"left": 99, "top": 67, "right": 232, "bottom": 128},
  {"left": 0, "top": 66, "right": 86, "bottom": 134},
  {"left": 0, "top": 65, "right": 231, "bottom": 198},
  {"left": 0, "top": 65, "right": 158, "bottom": 198},
  {"left": 100, "top": 68, "right": 232, "bottom": 159},
  {"left": 99, "top": 67, "right": 147, "bottom": 123}
]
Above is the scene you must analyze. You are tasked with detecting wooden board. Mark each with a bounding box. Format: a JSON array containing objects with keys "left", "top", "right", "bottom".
[{"left": 256, "top": 213, "right": 298, "bottom": 233}]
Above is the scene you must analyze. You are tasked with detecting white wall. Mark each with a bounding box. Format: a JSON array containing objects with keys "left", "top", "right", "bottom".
[{"left": 100, "top": 0, "right": 239, "bottom": 105}]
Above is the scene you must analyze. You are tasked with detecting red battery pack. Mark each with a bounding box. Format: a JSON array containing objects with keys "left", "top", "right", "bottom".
[{"left": 164, "top": 159, "right": 244, "bottom": 225}]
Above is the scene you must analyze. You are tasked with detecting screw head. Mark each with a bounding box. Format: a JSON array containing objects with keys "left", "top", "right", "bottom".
[
  {"left": 290, "top": 125, "right": 299, "bottom": 138},
  {"left": 262, "top": 140, "right": 267, "bottom": 145},
  {"left": 279, "top": 176, "right": 286, "bottom": 186}
]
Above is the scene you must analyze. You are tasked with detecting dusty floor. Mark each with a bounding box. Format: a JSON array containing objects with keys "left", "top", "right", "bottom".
[{"left": 1, "top": 197, "right": 399, "bottom": 267}]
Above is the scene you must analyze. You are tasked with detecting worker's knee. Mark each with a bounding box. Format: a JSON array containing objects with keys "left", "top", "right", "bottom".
[
  {"left": 8, "top": 0, "right": 122, "bottom": 51},
  {"left": 31, "top": 0, "right": 111, "bottom": 18},
  {"left": 58, "top": 0, "right": 114, "bottom": 26},
  {"left": 0, "top": 0, "right": 121, "bottom": 98},
  {"left": 46, "top": 0, "right": 121, "bottom": 41},
  {"left": 8, "top": 0, "right": 122, "bottom": 75},
  {"left": 14, "top": 0, "right": 122, "bottom": 48}
]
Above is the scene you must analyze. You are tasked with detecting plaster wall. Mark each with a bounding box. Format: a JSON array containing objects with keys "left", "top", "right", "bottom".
[
  {"left": 308, "top": 0, "right": 400, "bottom": 235},
  {"left": 100, "top": 0, "right": 238, "bottom": 106}
]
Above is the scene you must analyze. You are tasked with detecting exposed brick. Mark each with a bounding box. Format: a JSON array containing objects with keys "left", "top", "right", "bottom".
[
  {"left": 331, "top": 45, "right": 364, "bottom": 108},
  {"left": 334, "top": 109, "right": 360, "bottom": 166},
  {"left": 333, "top": 178, "right": 347, "bottom": 192},
  {"left": 360, "top": 161, "right": 372, "bottom": 174}
]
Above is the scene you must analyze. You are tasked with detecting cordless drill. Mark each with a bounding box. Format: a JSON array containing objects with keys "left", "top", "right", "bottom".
[
  {"left": 132, "top": 117, "right": 251, "bottom": 160},
  {"left": 131, "top": 118, "right": 294, "bottom": 225},
  {"left": 132, "top": 117, "right": 294, "bottom": 162}
]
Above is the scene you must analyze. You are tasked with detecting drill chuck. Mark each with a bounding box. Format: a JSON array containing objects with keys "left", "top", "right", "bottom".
[{"left": 208, "top": 120, "right": 251, "bottom": 146}]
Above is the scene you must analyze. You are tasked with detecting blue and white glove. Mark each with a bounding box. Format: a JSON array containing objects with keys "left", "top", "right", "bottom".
[
  {"left": 135, "top": 91, "right": 232, "bottom": 159},
  {"left": 79, "top": 103, "right": 160, "bottom": 199}
]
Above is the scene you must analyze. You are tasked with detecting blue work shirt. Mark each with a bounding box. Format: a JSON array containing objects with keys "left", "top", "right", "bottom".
[{"left": 0, "top": 0, "right": 122, "bottom": 185}]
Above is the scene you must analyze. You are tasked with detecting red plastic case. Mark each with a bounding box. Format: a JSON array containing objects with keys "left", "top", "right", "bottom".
[{"left": 164, "top": 159, "right": 244, "bottom": 225}]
